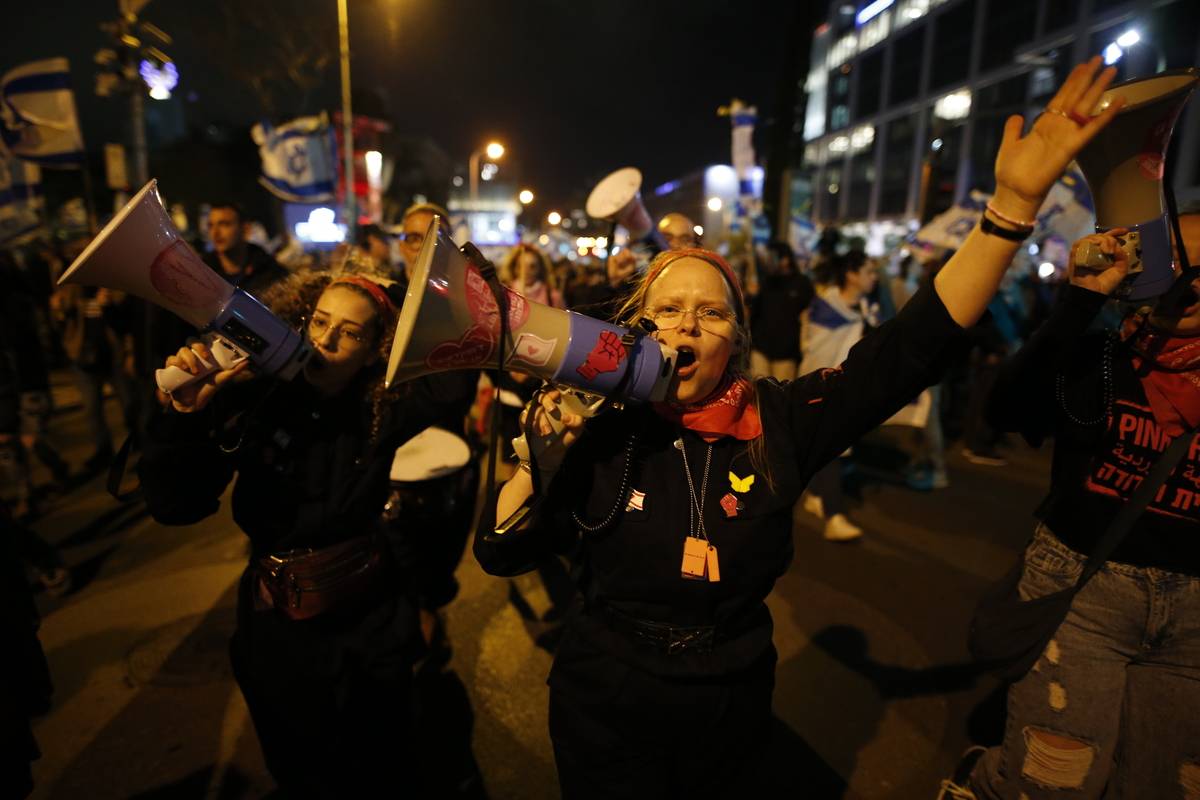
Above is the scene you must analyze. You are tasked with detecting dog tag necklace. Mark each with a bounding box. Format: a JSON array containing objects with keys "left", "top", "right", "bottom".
[{"left": 676, "top": 438, "right": 720, "bottom": 582}]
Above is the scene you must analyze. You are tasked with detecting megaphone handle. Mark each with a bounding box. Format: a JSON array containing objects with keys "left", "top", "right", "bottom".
[
  {"left": 603, "top": 221, "right": 618, "bottom": 269},
  {"left": 154, "top": 334, "right": 249, "bottom": 394},
  {"left": 542, "top": 388, "right": 606, "bottom": 435}
]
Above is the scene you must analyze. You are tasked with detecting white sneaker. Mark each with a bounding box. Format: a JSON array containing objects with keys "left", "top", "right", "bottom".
[
  {"left": 823, "top": 513, "right": 863, "bottom": 542},
  {"left": 801, "top": 492, "right": 824, "bottom": 518}
]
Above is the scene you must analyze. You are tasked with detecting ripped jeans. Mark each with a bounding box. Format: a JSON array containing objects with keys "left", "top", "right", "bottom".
[{"left": 971, "top": 524, "right": 1200, "bottom": 799}]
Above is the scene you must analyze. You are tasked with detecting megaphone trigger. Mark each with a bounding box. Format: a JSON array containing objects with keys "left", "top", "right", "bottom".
[{"left": 154, "top": 334, "right": 251, "bottom": 394}]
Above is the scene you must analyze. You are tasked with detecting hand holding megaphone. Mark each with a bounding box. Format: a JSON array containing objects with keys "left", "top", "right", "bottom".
[
  {"left": 154, "top": 333, "right": 250, "bottom": 394},
  {"left": 1069, "top": 227, "right": 1133, "bottom": 296},
  {"left": 511, "top": 387, "right": 600, "bottom": 486},
  {"left": 156, "top": 340, "right": 252, "bottom": 413}
]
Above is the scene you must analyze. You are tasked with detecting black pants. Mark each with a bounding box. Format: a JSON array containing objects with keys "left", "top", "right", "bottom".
[
  {"left": 229, "top": 574, "right": 418, "bottom": 797},
  {"left": 548, "top": 631, "right": 776, "bottom": 800}
]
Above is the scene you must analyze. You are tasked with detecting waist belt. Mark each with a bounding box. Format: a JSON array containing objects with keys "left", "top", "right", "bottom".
[
  {"left": 598, "top": 602, "right": 721, "bottom": 656},
  {"left": 254, "top": 536, "right": 385, "bottom": 621}
]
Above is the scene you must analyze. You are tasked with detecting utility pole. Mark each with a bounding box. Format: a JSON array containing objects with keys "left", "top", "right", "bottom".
[
  {"left": 95, "top": 0, "right": 173, "bottom": 189},
  {"left": 337, "top": 0, "right": 356, "bottom": 238}
]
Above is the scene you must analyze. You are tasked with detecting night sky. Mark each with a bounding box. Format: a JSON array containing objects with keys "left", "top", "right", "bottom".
[{"left": 5, "top": 0, "right": 797, "bottom": 214}]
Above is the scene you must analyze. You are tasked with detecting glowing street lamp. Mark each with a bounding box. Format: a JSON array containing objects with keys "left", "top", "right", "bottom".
[
  {"left": 519, "top": 189, "right": 535, "bottom": 205},
  {"left": 469, "top": 140, "right": 506, "bottom": 206},
  {"left": 547, "top": 211, "right": 562, "bottom": 225},
  {"left": 707, "top": 197, "right": 723, "bottom": 212}
]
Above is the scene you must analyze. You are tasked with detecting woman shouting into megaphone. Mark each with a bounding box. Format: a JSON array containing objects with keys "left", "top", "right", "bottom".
[
  {"left": 475, "top": 58, "right": 1124, "bottom": 799},
  {"left": 138, "top": 268, "right": 476, "bottom": 795}
]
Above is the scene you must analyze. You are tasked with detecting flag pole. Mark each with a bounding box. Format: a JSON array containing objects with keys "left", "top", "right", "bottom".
[{"left": 337, "top": 0, "right": 356, "bottom": 242}]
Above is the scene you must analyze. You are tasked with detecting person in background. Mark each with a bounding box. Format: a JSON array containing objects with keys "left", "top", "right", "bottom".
[
  {"left": 0, "top": 254, "right": 70, "bottom": 520},
  {"left": 749, "top": 240, "right": 814, "bottom": 382},
  {"left": 0, "top": 500, "right": 55, "bottom": 799},
  {"left": 500, "top": 243, "right": 564, "bottom": 309},
  {"left": 799, "top": 251, "right": 880, "bottom": 541},
  {"left": 358, "top": 223, "right": 395, "bottom": 275},
  {"left": 50, "top": 238, "right": 141, "bottom": 474},
  {"left": 203, "top": 202, "right": 288, "bottom": 292},
  {"left": 656, "top": 212, "right": 701, "bottom": 250},
  {"left": 396, "top": 202, "right": 453, "bottom": 283}
]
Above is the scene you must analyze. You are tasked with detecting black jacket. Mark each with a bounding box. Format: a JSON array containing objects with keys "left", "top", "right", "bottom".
[
  {"left": 138, "top": 369, "right": 473, "bottom": 557},
  {"left": 475, "top": 285, "right": 965, "bottom": 676}
]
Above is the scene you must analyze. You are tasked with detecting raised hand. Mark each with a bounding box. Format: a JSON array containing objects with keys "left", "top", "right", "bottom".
[{"left": 992, "top": 57, "right": 1125, "bottom": 220}]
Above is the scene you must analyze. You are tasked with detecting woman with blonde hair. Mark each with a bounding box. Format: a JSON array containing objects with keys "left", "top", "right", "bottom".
[{"left": 473, "top": 59, "right": 1122, "bottom": 798}]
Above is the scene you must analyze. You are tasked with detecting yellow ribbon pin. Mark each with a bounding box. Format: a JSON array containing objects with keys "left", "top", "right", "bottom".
[{"left": 729, "top": 471, "right": 755, "bottom": 493}]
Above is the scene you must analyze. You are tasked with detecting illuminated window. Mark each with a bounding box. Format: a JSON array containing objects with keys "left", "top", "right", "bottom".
[
  {"left": 894, "top": 0, "right": 929, "bottom": 28},
  {"left": 826, "top": 34, "right": 859, "bottom": 70},
  {"left": 934, "top": 90, "right": 972, "bottom": 120},
  {"left": 859, "top": 11, "right": 891, "bottom": 50}
]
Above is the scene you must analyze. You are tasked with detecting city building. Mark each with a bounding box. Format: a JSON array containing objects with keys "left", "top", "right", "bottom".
[{"left": 792, "top": 0, "right": 1200, "bottom": 246}]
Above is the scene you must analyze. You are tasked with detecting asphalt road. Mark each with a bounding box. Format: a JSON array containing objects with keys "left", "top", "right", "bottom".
[{"left": 22, "top": 376, "right": 1050, "bottom": 799}]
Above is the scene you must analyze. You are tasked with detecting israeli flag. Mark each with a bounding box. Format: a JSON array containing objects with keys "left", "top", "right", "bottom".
[
  {"left": 0, "top": 57, "right": 85, "bottom": 167},
  {"left": 915, "top": 191, "right": 989, "bottom": 250},
  {"left": 0, "top": 154, "right": 44, "bottom": 243},
  {"left": 252, "top": 114, "right": 338, "bottom": 203}
]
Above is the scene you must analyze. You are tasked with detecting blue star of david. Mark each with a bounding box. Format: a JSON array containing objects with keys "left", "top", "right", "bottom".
[{"left": 286, "top": 144, "right": 308, "bottom": 180}]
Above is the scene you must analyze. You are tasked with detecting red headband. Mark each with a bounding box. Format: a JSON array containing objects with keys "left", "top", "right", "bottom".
[
  {"left": 329, "top": 276, "right": 397, "bottom": 315},
  {"left": 645, "top": 247, "right": 747, "bottom": 323}
]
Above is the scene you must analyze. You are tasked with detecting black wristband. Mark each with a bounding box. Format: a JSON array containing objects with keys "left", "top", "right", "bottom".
[{"left": 980, "top": 214, "right": 1031, "bottom": 242}]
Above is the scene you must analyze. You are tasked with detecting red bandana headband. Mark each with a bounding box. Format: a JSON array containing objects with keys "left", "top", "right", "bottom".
[
  {"left": 330, "top": 276, "right": 397, "bottom": 315},
  {"left": 644, "top": 248, "right": 747, "bottom": 324}
]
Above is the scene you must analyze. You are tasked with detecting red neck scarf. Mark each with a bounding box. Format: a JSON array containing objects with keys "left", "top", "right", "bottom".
[
  {"left": 654, "top": 376, "right": 762, "bottom": 442},
  {"left": 1121, "top": 315, "right": 1200, "bottom": 436}
]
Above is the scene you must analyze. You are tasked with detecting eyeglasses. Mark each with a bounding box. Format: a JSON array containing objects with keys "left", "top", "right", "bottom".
[
  {"left": 648, "top": 304, "right": 735, "bottom": 332},
  {"left": 400, "top": 232, "right": 425, "bottom": 246},
  {"left": 307, "top": 315, "right": 371, "bottom": 348}
]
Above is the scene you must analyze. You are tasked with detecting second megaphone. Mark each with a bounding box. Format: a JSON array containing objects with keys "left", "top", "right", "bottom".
[
  {"left": 57, "top": 180, "right": 312, "bottom": 393},
  {"left": 386, "top": 220, "right": 678, "bottom": 403}
]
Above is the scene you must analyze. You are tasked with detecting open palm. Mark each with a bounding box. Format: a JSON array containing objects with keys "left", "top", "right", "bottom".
[{"left": 994, "top": 58, "right": 1125, "bottom": 210}]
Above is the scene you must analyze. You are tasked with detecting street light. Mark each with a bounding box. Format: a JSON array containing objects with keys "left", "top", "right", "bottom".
[
  {"left": 519, "top": 189, "right": 534, "bottom": 205},
  {"left": 547, "top": 211, "right": 562, "bottom": 225},
  {"left": 469, "top": 140, "right": 505, "bottom": 207}
]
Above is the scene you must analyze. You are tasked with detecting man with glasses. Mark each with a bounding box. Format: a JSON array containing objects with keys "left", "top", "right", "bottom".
[{"left": 397, "top": 202, "right": 453, "bottom": 283}]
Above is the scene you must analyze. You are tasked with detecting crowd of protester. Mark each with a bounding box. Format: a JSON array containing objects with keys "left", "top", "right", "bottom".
[{"left": 5, "top": 58, "right": 1197, "bottom": 800}]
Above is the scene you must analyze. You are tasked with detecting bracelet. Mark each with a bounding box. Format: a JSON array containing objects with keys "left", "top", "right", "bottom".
[
  {"left": 980, "top": 214, "right": 1031, "bottom": 242},
  {"left": 985, "top": 201, "right": 1037, "bottom": 229},
  {"left": 517, "top": 460, "right": 532, "bottom": 475}
]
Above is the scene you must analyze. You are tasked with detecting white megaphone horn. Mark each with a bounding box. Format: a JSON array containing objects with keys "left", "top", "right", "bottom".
[
  {"left": 57, "top": 180, "right": 312, "bottom": 393},
  {"left": 386, "top": 218, "right": 677, "bottom": 405},
  {"left": 1073, "top": 67, "right": 1200, "bottom": 300},
  {"left": 586, "top": 167, "right": 668, "bottom": 252}
]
